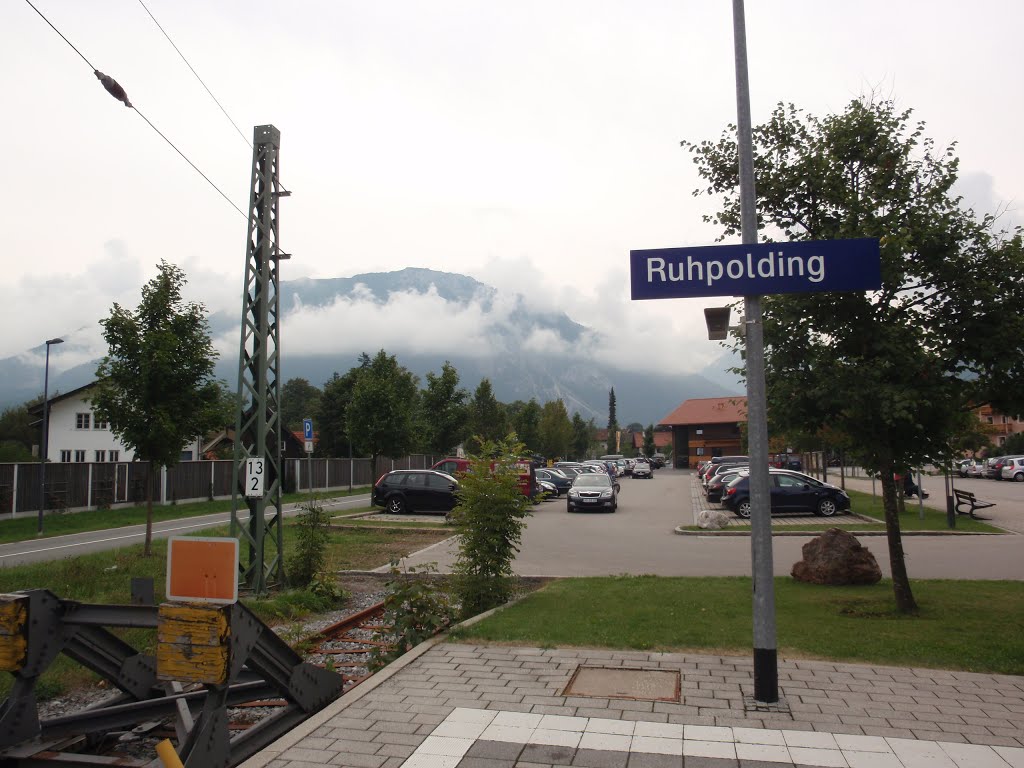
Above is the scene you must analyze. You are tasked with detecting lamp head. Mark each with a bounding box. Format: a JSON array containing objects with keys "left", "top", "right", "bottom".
[
  {"left": 704, "top": 307, "right": 732, "bottom": 341},
  {"left": 46, "top": 337, "right": 64, "bottom": 346}
]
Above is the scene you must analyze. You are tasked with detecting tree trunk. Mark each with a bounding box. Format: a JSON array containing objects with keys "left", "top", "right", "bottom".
[
  {"left": 880, "top": 467, "right": 918, "bottom": 613},
  {"left": 144, "top": 459, "right": 154, "bottom": 557}
]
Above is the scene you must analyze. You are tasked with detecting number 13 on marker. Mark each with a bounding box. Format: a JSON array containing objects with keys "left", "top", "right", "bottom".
[{"left": 245, "top": 458, "right": 265, "bottom": 498}]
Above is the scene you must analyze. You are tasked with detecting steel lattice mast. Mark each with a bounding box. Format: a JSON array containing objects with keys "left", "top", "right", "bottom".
[{"left": 231, "top": 125, "right": 289, "bottom": 595}]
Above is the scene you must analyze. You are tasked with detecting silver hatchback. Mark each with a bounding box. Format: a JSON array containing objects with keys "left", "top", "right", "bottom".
[{"left": 1000, "top": 457, "right": 1024, "bottom": 482}]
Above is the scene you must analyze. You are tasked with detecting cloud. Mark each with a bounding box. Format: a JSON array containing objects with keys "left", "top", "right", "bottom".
[
  {"left": 4, "top": 242, "right": 724, "bottom": 387},
  {"left": 954, "top": 171, "right": 1022, "bottom": 231}
]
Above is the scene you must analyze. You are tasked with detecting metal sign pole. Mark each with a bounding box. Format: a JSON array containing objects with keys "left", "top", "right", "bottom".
[{"left": 732, "top": 0, "right": 778, "bottom": 704}]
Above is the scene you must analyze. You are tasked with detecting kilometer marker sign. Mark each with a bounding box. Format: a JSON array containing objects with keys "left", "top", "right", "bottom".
[{"left": 630, "top": 238, "right": 881, "bottom": 300}]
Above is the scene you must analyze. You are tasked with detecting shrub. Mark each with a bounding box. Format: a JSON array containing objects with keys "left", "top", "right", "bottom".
[
  {"left": 448, "top": 436, "right": 532, "bottom": 619},
  {"left": 290, "top": 497, "right": 330, "bottom": 588},
  {"left": 370, "top": 560, "right": 454, "bottom": 670}
]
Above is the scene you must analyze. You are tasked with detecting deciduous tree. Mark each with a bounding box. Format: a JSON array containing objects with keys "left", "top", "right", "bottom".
[
  {"left": 317, "top": 354, "right": 370, "bottom": 458},
  {"left": 280, "top": 378, "right": 322, "bottom": 436},
  {"left": 0, "top": 402, "right": 38, "bottom": 461},
  {"left": 538, "top": 399, "right": 573, "bottom": 459},
  {"left": 421, "top": 361, "right": 469, "bottom": 456},
  {"left": 508, "top": 399, "right": 542, "bottom": 454},
  {"left": 346, "top": 350, "right": 419, "bottom": 467},
  {"left": 571, "top": 413, "right": 594, "bottom": 460},
  {"left": 93, "top": 261, "right": 231, "bottom": 555},
  {"left": 642, "top": 424, "right": 656, "bottom": 458},
  {"left": 685, "top": 98, "right": 1024, "bottom": 612}
]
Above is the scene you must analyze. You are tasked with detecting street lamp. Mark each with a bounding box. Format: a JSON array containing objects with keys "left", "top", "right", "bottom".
[
  {"left": 38, "top": 337, "right": 64, "bottom": 534},
  {"left": 730, "top": 0, "right": 778, "bottom": 704}
]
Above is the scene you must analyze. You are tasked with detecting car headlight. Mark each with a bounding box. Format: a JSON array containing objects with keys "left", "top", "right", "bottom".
[
  {"left": 568, "top": 489, "right": 580, "bottom": 498},
  {"left": 600, "top": 489, "right": 612, "bottom": 498}
]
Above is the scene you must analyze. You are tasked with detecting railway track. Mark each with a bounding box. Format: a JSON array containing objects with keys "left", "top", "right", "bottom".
[{"left": 6, "top": 601, "right": 394, "bottom": 767}]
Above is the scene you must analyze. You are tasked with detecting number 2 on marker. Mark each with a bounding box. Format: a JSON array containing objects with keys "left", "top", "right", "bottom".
[{"left": 245, "top": 458, "right": 265, "bottom": 497}]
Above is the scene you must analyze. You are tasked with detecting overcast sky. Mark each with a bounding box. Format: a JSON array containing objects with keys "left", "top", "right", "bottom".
[{"left": 3, "top": 0, "right": 1022, "bottom": 382}]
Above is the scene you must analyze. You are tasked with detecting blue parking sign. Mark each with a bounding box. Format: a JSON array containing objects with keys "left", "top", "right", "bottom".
[{"left": 303, "top": 418, "right": 313, "bottom": 441}]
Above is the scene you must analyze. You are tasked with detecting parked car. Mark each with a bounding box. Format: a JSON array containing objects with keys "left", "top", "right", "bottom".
[
  {"left": 535, "top": 468, "right": 573, "bottom": 496},
  {"left": 984, "top": 456, "right": 1006, "bottom": 479},
  {"left": 704, "top": 462, "right": 748, "bottom": 489},
  {"left": 430, "top": 456, "right": 535, "bottom": 497},
  {"left": 722, "top": 470, "right": 850, "bottom": 518},
  {"left": 955, "top": 459, "right": 972, "bottom": 478},
  {"left": 554, "top": 461, "right": 583, "bottom": 472},
  {"left": 372, "top": 470, "right": 459, "bottom": 514},
  {"left": 632, "top": 459, "right": 653, "bottom": 479},
  {"left": 966, "top": 460, "right": 987, "bottom": 479},
  {"left": 990, "top": 456, "right": 1015, "bottom": 480},
  {"left": 1001, "top": 457, "right": 1024, "bottom": 482},
  {"left": 566, "top": 473, "right": 619, "bottom": 513},
  {"left": 706, "top": 469, "right": 744, "bottom": 503},
  {"left": 535, "top": 479, "right": 558, "bottom": 499}
]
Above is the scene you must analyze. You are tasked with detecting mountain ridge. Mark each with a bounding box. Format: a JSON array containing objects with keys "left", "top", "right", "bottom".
[{"left": 0, "top": 268, "right": 741, "bottom": 424}]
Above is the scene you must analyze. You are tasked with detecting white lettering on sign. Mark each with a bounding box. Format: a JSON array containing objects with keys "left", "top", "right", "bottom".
[{"left": 645, "top": 251, "right": 825, "bottom": 287}]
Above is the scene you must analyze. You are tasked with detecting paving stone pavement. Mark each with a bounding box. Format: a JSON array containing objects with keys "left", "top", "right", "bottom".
[{"left": 241, "top": 643, "right": 1024, "bottom": 768}]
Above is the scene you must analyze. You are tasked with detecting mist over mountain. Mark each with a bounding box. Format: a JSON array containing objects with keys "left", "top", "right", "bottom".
[{"left": 1, "top": 268, "right": 740, "bottom": 425}]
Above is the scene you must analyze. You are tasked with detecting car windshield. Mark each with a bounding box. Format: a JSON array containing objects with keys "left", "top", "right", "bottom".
[{"left": 574, "top": 474, "right": 612, "bottom": 488}]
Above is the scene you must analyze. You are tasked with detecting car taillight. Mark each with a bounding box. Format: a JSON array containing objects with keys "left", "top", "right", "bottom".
[{"left": 726, "top": 487, "right": 737, "bottom": 496}]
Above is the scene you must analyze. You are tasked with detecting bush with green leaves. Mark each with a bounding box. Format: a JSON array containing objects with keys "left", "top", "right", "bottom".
[
  {"left": 370, "top": 560, "right": 454, "bottom": 671},
  {"left": 448, "top": 436, "right": 532, "bottom": 619}
]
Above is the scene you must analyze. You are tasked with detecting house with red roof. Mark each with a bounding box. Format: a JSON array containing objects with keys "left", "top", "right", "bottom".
[{"left": 658, "top": 396, "right": 748, "bottom": 468}]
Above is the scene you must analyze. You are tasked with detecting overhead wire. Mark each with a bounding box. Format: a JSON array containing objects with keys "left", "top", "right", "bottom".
[
  {"left": 23, "top": 0, "right": 95, "bottom": 70},
  {"left": 135, "top": 0, "right": 292, "bottom": 197},
  {"left": 135, "top": 0, "right": 252, "bottom": 150},
  {"left": 23, "top": 0, "right": 248, "bottom": 221}
]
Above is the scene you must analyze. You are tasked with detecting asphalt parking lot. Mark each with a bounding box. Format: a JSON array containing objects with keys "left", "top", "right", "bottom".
[{"left": 394, "top": 467, "right": 1024, "bottom": 580}]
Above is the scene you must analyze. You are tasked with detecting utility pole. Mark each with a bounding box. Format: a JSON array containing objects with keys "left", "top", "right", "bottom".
[{"left": 231, "top": 125, "right": 290, "bottom": 596}]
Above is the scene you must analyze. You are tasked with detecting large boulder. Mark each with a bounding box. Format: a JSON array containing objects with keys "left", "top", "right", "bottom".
[
  {"left": 791, "top": 528, "right": 882, "bottom": 585},
  {"left": 698, "top": 509, "right": 731, "bottom": 530}
]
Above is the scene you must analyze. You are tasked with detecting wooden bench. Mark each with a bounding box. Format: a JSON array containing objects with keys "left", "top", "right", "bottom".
[{"left": 953, "top": 488, "right": 995, "bottom": 520}]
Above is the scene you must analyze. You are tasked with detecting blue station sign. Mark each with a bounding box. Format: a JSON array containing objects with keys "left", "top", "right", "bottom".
[{"left": 630, "top": 238, "right": 881, "bottom": 300}]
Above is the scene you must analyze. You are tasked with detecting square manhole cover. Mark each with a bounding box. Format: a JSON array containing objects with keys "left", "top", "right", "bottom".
[{"left": 564, "top": 666, "right": 680, "bottom": 702}]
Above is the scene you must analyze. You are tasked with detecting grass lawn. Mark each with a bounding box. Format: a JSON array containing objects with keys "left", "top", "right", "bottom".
[
  {"left": 0, "top": 518, "right": 450, "bottom": 700},
  {"left": 331, "top": 516, "right": 452, "bottom": 529},
  {"left": 0, "top": 489, "right": 370, "bottom": 545},
  {"left": 685, "top": 489, "right": 1002, "bottom": 534},
  {"left": 451, "top": 575, "right": 1024, "bottom": 675}
]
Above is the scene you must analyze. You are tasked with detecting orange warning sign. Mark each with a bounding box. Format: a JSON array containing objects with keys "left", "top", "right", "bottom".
[{"left": 166, "top": 536, "right": 239, "bottom": 604}]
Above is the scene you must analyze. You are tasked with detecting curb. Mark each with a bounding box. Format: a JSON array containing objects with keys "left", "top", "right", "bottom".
[{"left": 673, "top": 526, "right": 1007, "bottom": 537}]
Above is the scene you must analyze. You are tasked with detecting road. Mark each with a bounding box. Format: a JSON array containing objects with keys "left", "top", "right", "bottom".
[
  {"left": 0, "top": 494, "right": 371, "bottom": 568},
  {"left": 398, "top": 467, "right": 1024, "bottom": 580}
]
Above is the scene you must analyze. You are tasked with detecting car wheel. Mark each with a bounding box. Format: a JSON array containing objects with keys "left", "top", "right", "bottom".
[
  {"left": 1015, "top": 473, "right": 1024, "bottom": 483},
  {"left": 566, "top": 502, "right": 574, "bottom": 513},
  {"left": 736, "top": 500, "right": 752, "bottom": 518},
  {"left": 386, "top": 496, "right": 406, "bottom": 514},
  {"left": 817, "top": 498, "right": 839, "bottom": 517}
]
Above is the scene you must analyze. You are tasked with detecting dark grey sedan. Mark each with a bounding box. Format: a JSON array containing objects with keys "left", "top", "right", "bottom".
[{"left": 567, "top": 473, "right": 618, "bottom": 513}]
